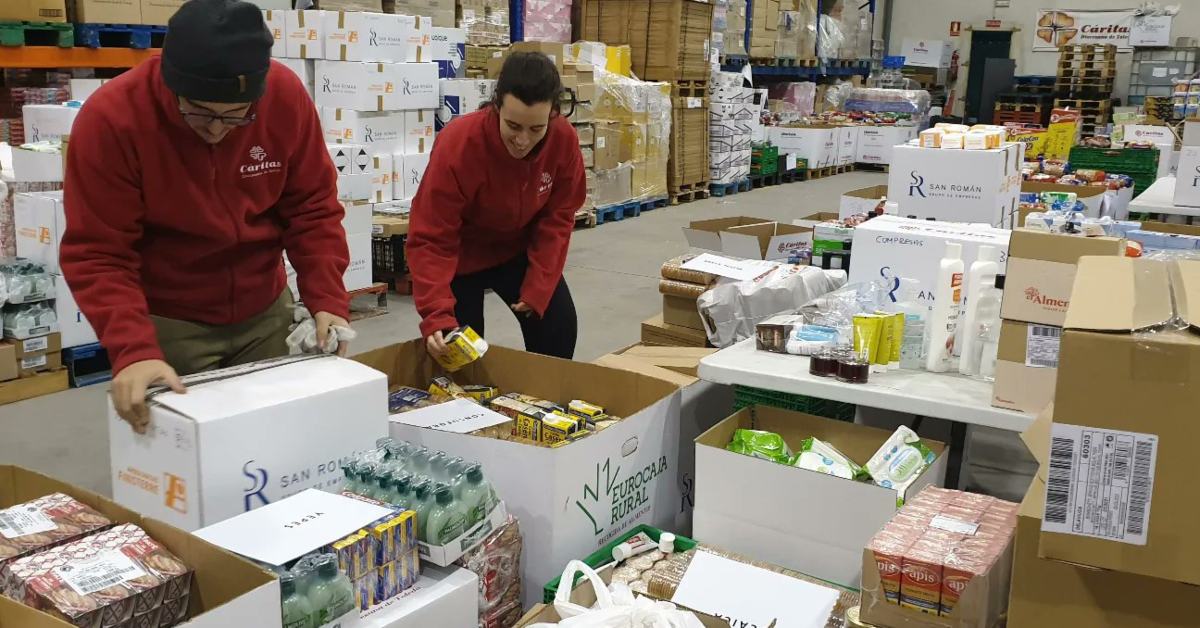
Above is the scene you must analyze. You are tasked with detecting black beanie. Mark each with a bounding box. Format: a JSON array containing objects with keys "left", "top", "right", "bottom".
[{"left": 161, "top": 0, "right": 274, "bottom": 103}]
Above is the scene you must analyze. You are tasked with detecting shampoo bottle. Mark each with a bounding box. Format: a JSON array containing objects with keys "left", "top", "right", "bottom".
[
  {"left": 958, "top": 245, "right": 1001, "bottom": 375},
  {"left": 924, "top": 242, "right": 965, "bottom": 373}
]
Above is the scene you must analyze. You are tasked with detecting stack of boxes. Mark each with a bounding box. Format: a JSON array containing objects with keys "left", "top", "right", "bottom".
[
  {"left": 719, "top": 0, "right": 747, "bottom": 58},
  {"left": 458, "top": 0, "right": 511, "bottom": 46},
  {"left": 775, "top": 0, "right": 816, "bottom": 60},
  {"left": 709, "top": 71, "right": 755, "bottom": 186},
  {"left": 578, "top": 0, "right": 713, "bottom": 84},
  {"left": 0, "top": 255, "right": 61, "bottom": 384},
  {"left": 387, "top": 0, "right": 455, "bottom": 26},
  {"left": 748, "top": 0, "right": 780, "bottom": 58},
  {"left": 564, "top": 62, "right": 598, "bottom": 217},
  {"left": 520, "top": 0, "right": 572, "bottom": 42},
  {"left": 594, "top": 73, "right": 670, "bottom": 204}
]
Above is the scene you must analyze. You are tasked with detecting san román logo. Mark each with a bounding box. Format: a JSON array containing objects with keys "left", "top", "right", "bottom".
[
  {"left": 369, "top": 28, "right": 378, "bottom": 47},
  {"left": 909, "top": 171, "right": 926, "bottom": 198},
  {"left": 322, "top": 76, "right": 331, "bottom": 93},
  {"left": 242, "top": 460, "right": 269, "bottom": 511},
  {"left": 575, "top": 456, "right": 668, "bottom": 538},
  {"left": 1193, "top": 164, "right": 1200, "bottom": 188}
]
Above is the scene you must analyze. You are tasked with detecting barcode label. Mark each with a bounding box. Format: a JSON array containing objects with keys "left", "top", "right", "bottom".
[
  {"left": 930, "top": 515, "right": 979, "bottom": 536},
  {"left": 1042, "top": 423, "right": 1158, "bottom": 545},
  {"left": 0, "top": 506, "right": 56, "bottom": 539},
  {"left": 56, "top": 550, "right": 148, "bottom": 596},
  {"left": 1026, "top": 325, "right": 1062, "bottom": 369},
  {"left": 24, "top": 336, "right": 48, "bottom": 352}
]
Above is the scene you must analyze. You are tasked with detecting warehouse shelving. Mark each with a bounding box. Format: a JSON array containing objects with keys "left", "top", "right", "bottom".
[{"left": 0, "top": 46, "right": 158, "bottom": 69}]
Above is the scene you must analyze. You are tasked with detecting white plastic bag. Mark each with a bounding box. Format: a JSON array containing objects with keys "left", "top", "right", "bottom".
[
  {"left": 525, "top": 560, "right": 706, "bottom": 628},
  {"left": 286, "top": 307, "right": 357, "bottom": 355},
  {"left": 699, "top": 264, "right": 847, "bottom": 348}
]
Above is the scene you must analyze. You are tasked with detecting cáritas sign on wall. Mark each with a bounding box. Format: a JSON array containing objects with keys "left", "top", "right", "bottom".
[{"left": 1032, "top": 9, "right": 1136, "bottom": 52}]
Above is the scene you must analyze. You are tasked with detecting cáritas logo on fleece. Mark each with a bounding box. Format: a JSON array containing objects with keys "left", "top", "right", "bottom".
[
  {"left": 240, "top": 145, "right": 282, "bottom": 178},
  {"left": 575, "top": 450, "right": 669, "bottom": 543}
]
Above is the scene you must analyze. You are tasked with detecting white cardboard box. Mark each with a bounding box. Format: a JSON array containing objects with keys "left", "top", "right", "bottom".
[
  {"left": 886, "top": 142, "right": 1023, "bottom": 227},
  {"left": 359, "top": 565, "right": 478, "bottom": 628},
  {"left": 276, "top": 58, "right": 314, "bottom": 99},
  {"left": 682, "top": 216, "right": 812, "bottom": 261},
  {"left": 14, "top": 190, "right": 64, "bottom": 272},
  {"left": 22, "top": 104, "right": 80, "bottom": 143},
  {"left": 370, "top": 153, "right": 394, "bottom": 203},
  {"left": 847, "top": 215, "right": 1011, "bottom": 309},
  {"left": 53, "top": 274, "right": 98, "bottom": 348},
  {"left": 1174, "top": 146, "right": 1200, "bottom": 208},
  {"left": 397, "top": 14, "right": 432, "bottom": 62},
  {"left": 1121, "top": 125, "right": 1175, "bottom": 178},
  {"left": 324, "top": 10, "right": 405, "bottom": 62},
  {"left": 285, "top": 9, "right": 325, "bottom": 59},
  {"left": 835, "top": 126, "right": 859, "bottom": 166},
  {"left": 694, "top": 407, "right": 947, "bottom": 589},
  {"left": 329, "top": 143, "right": 374, "bottom": 201},
  {"left": 342, "top": 200, "right": 373, "bottom": 235},
  {"left": 855, "top": 126, "right": 917, "bottom": 164},
  {"left": 430, "top": 26, "right": 465, "bottom": 78},
  {"left": 394, "top": 152, "right": 430, "bottom": 200},
  {"left": 262, "top": 9, "right": 286, "bottom": 57},
  {"left": 838, "top": 184, "right": 888, "bottom": 219},
  {"left": 767, "top": 126, "right": 836, "bottom": 169},
  {"left": 314, "top": 61, "right": 437, "bottom": 111},
  {"left": 345, "top": 229, "right": 373, "bottom": 291},
  {"left": 437, "top": 78, "right": 493, "bottom": 130},
  {"left": 900, "top": 38, "right": 952, "bottom": 68},
  {"left": 109, "top": 356, "right": 388, "bottom": 531},
  {"left": 10, "top": 145, "right": 63, "bottom": 182},
  {"left": 321, "top": 108, "right": 406, "bottom": 152},
  {"left": 403, "top": 109, "right": 436, "bottom": 154},
  {"left": 69, "top": 77, "right": 107, "bottom": 100}
]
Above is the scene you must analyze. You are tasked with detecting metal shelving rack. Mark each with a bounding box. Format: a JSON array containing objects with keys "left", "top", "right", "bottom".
[
  {"left": 1128, "top": 46, "right": 1199, "bottom": 105},
  {"left": 722, "top": 0, "right": 876, "bottom": 81}
]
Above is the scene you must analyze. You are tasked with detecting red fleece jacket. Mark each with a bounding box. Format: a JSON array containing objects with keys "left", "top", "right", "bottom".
[
  {"left": 60, "top": 57, "right": 348, "bottom": 375},
  {"left": 407, "top": 107, "right": 587, "bottom": 337}
]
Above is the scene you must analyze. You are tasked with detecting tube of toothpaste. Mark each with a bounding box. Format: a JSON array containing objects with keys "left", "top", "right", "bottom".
[{"left": 866, "top": 426, "right": 937, "bottom": 499}]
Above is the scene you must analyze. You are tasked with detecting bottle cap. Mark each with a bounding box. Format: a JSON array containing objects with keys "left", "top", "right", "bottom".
[
  {"left": 612, "top": 545, "right": 631, "bottom": 562},
  {"left": 317, "top": 555, "right": 338, "bottom": 578},
  {"left": 466, "top": 463, "right": 484, "bottom": 483},
  {"left": 435, "top": 486, "right": 453, "bottom": 505},
  {"left": 658, "top": 532, "right": 676, "bottom": 553}
]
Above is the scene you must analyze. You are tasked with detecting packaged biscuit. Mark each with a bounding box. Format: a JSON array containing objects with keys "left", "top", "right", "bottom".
[
  {"left": 368, "top": 511, "right": 416, "bottom": 567},
  {"left": 353, "top": 569, "right": 377, "bottom": 610},
  {"left": 433, "top": 326, "right": 489, "bottom": 372},
  {"left": 429, "top": 376, "right": 467, "bottom": 399},
  {"left": 487, "top": 395, "right": 537, "bottom": 421},
  {"left": 462, "top": 385, "right": 500, "bottom": 403},
  {"left": 0, "top": 493, "right": 112, "bottom": 569},
  {"left": 388, "top": 386, "right": 434, "bottom": 413},
  {"left": 508, "top": 393, "right": 563, "bottom": 413}
]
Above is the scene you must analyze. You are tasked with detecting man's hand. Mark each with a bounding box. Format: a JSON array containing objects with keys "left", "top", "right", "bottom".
[
  {"left": 426, "top": 330, "right": 450, "bottom": 357},
  {"left": 314, "top": 311, "right": 351, "bottom": 356},
  {"left": 511, "top": 301, "right": 533, "bottom": 317},
  {"left": 113, "top": 359, "right": 186, "bottom": 434}
]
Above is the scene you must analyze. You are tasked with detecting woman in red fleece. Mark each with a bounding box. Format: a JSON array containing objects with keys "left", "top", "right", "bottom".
[{"left": 408, "top": 52, "right": 587, "bottom": 359}]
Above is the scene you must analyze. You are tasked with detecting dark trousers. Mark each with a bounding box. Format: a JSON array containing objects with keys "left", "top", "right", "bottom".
[{"left": 451, "top": 255, "right": 577, "bottom": 359}]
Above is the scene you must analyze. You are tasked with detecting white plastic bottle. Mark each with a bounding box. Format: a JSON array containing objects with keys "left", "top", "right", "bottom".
[
  {"left": 958, "top": 245, "right": 1001, "bottom": 375},
  {"left": 924, "top": 242, "right": 965, "bottom": 373},
  {"left": 977, "top": 275, "right": 1005, "bottom": 380}
]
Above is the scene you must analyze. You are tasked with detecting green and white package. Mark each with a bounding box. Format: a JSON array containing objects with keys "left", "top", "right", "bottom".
[
  {"left": 792, "top": 437, "right": 863, "bottom": 480},
  {"left": 866, "top": 426, "right": 936, "bottom": 497},
  {"left": 726, "top": 429, "right": 793, "bottom": 464}
]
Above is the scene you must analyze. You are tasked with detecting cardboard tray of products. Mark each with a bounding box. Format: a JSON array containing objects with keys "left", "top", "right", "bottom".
[{"left": 0, "top": 466, "right": 281, "bottom": 628}]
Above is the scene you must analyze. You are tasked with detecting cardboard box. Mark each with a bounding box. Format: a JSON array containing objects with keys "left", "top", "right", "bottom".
[
  {"left": 1174, "top": 146, "right": 1200, "bottom": 208},
  {"left": 767, "top": 125, "right": 836, "bottom": 169},
  {"left": 900, "top": 38, "right": 953, "bottom": 68},
  {"left": 437, "top": 78, "right": 494, "bottom": 130},
  {"left": 313, "top": 60, "right": 437, "bottom": 111},
  {"left": 0, "top": 465, "right": 283, "bottom": 628},
  {"left": 835, "top": 126, "right": 859, "bottom": 166},
  {"left": 1000, "top": 229, "right": 1126, "bottom": 327},
  {"left": 887, "top": 143, "right": 1023, "bottom": 227},
  {"left": 839, "top": 184, "right": 887, "bottom": 219},
  {"left": 275, "top": 59, "right": 314, "bottom": 99},
  {"left": 10, "top": 145, "right": 64, "bottom": 182},
  {"left": 1020, "top": 181, "right": 1109, "bottom": 218},
  {"left": 593, "top": 344, "right": 716, "bottom": 385},
  {"left": 593, "top": 121, "right": 621, "bottom": 170},
  {"left": 403, "top": 109, "right": 436, "bottom": 154},
  {"left": 992, "top": 320, "right": 1060, "bottom": 415},
  {"left": 694, "top": 406, "right": 947, "bottom": 588},
  {"left": 393, "top": 152, "right": 429, "bottom": 200},
  {"left": 16, "top": 348, "right": 62, "bottom": 378},
  {"left": 9, "top": 332, "right": 62, "bottom": 359},
  {"left": 344, "top": 229, "right": 372, "bottom": 291},
  {"left": 51, "top": 275, "right": 97, "bottom": 348},
  {"left": 109, "top": 356, "right": 388, "bottom": 530},
  {"left": 855, "top": 125, "right": 917, "bottom": 165},
  {"left": 68, "top": 78, "right": 107, "bottom": 100},
  {"left": 682, "top": 216, "right": 812, "bottom": 261},
  {"left": 661, "top": 294, "right": 703, "bottom": 331},
  {"left": 0, "top": 369, "right": 68, "bottom": 405},
  {"left": 356, "top": 564, "right": 478, "bottom": 626},
  {"left": 13, "top": 191, "right": 64, "bottom": 273},
  {"left": 641, "top": 313, "right": 709, "bottom": 347},
  {"left": 21, "top": 104, "right": 79, "bottom": 143},
  {"left": 593, "top": 164, "right": 632, "bottom": 206},
  {"left": 429, "top": 26, "right": 465, "bottom": 78},
  {"left": 139, "top": 0, "right": 184, "bottom": 24},
  {"left": 368, "top": 340, "right": 686, "bottom": 608},
  {"left": 847, "top": 216, "right": 1011, "bottom": 309},
  {"left": 0, "top": 344, "right": 16, "bottom": 382},
  {"left": 509, "top": 41, "right": 566, "bottom": 74},
  {"left": 1044, "top": 109, "right": 1081, "bottom": 160},
  {"left": 368, "top": 154, "right": 393, "bottom": 203},
  {"left": 0, "top": 0, "right": 66, "bottom": 21},
  {"left": 321, "top": 108, "right": 405, "bottom": 152},
  {"left": 323, "top": 10, "right": 405, "bottom": 62},
  {"left": 262, "top": 9, "right": 285, "bottom": 57},
  {"left": 285, "top": 9, "right": 326, "bottom": 59}
]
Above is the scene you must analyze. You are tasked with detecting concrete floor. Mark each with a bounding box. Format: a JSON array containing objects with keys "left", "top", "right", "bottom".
[{"left": 0, "top": 170, "right": 1034, "bottom": 501}]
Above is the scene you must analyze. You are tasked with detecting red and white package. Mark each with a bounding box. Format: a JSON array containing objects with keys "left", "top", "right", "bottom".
[{"left": 0, "top": 493, "right": 112, "bottom": 569}]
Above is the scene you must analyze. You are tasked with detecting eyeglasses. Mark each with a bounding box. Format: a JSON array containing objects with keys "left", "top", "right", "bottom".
[{"left": 177, "top": 107, "right": 257, "bottom": 127}]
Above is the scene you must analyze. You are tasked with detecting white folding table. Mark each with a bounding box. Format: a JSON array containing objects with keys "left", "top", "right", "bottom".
[{"left": 1128, "top": 176, "right": 1200, "bottom": 220}]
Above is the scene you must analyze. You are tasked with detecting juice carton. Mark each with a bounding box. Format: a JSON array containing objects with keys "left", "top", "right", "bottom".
[
  {"left": 900, "top": 539, "right": 947, "bottom": 615},
  {"left": 869, "top": 531, "right": 917, "bottom": 603}
]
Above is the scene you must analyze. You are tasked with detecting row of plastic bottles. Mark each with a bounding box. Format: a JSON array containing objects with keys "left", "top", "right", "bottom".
[
  {"left": 279, "top": 554, "right": 355, "bottom": 628},
  {"left": 341, "top": 438, "right": 497, "bottom": 546}
]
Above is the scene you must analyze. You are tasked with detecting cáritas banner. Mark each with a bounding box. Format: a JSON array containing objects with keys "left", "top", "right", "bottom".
[{"left": 1032, "top": 9, "right": 1136, "bottom": 52}]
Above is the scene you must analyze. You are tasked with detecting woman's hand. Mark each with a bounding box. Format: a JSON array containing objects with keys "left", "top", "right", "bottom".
[
  {"left": 426, "top": 330, "right": 450, "bottom": 357},
  {"left": 511, "top": 301, "right": 533, "bottom": 317}
]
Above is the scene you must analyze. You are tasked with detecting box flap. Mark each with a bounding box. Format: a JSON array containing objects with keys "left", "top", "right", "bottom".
[
  {"left": 1008, "top": 229, "right": 1126, "bottom": 265},
  {"left": 1174, "top": 259, "right": 1200, "bottom": 331},
  {"left": 1019, "top": 404, "right": 1053, "bottom": 482},
  {"left": 1063, "top": 257, "right": 1174, "bottom": 332},
  {"left": 843, "top": 185, "right": 889, "bottom": 200}
]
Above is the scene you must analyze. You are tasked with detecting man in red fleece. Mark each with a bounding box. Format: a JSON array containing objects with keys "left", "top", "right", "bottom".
[
  {"left": 408, "top": 52, "right": 586, "bottom": 360},
  {"left": 60, "top": 0, "right": 350, "bottom": 431}
]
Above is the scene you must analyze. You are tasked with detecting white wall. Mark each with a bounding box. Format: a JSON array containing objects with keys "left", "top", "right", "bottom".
[{"left": 888, "top": 0, "right": 1198, "bottom": 109}]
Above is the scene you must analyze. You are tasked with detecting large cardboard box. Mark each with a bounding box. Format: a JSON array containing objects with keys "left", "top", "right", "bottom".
[
  {"left": 641, "top": 314, "right": 709, "bottom": 348},
  {"left": 0, "top": 0, "right": 66, "bottom": 21},
  {"left": 343, "top": 229, "right": 372, "bottom": 291},
  {"left": 285, "top": 9, "right": 325, "bottom": 58},
  {"left": 767, "top": 125, "right": 836, "bottom": 169},
  {"left": 694, "top": 406, "right": 947, "bottom": 588},
  {"left": 682, "top": 216, "right": 811, "bottom": 261},
  {"left": 1000, "top": 229, "right": 1126, "bottom": 327},
  {"left": 357, "top": 564, "right": 478, "bottom": 626},
  {"left": 838, "top": 184, "right": 887, "bottom": 218},
  {"left": 0, "top": 466, "right": 282, "bottom": 628},
  {"left": 139, "top": 0, "right": 184, "bottom": 24},
  {"left": 991, "top": 320, "right": 1060, "bottom": 415},
  {"left": 855, "top": 125, "right": 917, "bottom": 165},
  {"left": 847, "top": 216, "right": 1011, "bottom": 310},
  {"left": 52, "top": 274, "right": 98, "bottom": 348},
  {"left": 1020, "top": 181, "right": 1109, "bottom": 218},
  {"left": 369, "top": 341, "right": 688, "bottom": 609},
  {"left": 886, "top": 143, "right": 1023, "bottom": 227},
  {"left": 900, "top": 38, "right": 952, "bottom": 68},
  {"left": 834, "top": 126, "right": 859, "bottom": 166},
  {"left": 1038, "top": 257, "right": 1200, "bottom": 585},
  {"left": 323, "top": 10, "right": 407, "bottom": 62},
  {"left": 1174, "top": 145, "right": 1200, "bottom": 208},
  {"left": 21, "top": 104, "right": 79, "bottom": 143},
  {"left": 321, "top": 108, "right": 405, "bottom": 152},
  {"left": 73, "top": 0, "right": 139, "bottom": 24},
  {"left": 661, "top": 294, "right": 703, "bottom": 331},
  {"left": 314, "top": 60, "right": 437, "bottom": 111},
  {"left": 109, "top": 355, "right": 388, "bottom": 531},
  {"left": 13, "top": 191, "right": 65, "bottom": 273}
]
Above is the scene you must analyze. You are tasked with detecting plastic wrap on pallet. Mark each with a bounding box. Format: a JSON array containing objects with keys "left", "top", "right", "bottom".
[
  {"left": 767, "top": 82, "right": 816, "bottom": 117},
  {"left": 593, "top": 70, "right": 671, "bottom": 202},
  {"left": 837, "top": 5, "right": 871, "bottom": 59},
  {"left": 721, "top": 0, "right": 747, "bottom": 57},
  {"left": 775, "top": 0, "right": 817, "bottom": 59},
  {"left": 838, "top": 86, "right": 931, "bottom": 117},
  {"left": 457, "top": 0, "right": 510, "bottom": 46},
  {"left": 522, "top": 0, "right": 571, "bottom": 43},
  {"left": 816, "top": 14, "right": 845, "bottom": 61}
]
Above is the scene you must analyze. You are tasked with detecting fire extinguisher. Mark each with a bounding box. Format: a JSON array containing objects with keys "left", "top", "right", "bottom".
[{"left": 949, "top": 50, "right": 960, "bottom": 83}]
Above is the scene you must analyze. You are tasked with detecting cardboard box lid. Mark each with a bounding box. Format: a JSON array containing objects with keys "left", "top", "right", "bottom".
[
  {"left": 1176, "top": 259, "right": 1200, "bottom": 331},
  {"left": 1063, "top": 257, "right": 1174, "bottom": 332},
  {"left": 842, "top": 184, "right": 888, "bottom": 201},
  {"left": 1008, "top": 229, "right": 1126, "bottom": 266},
  {"left": 682, "top": 216, "right": 774, "bottom": 251},
  {"left": 722, "top": 222, "right": 811, "bottom": 259}
]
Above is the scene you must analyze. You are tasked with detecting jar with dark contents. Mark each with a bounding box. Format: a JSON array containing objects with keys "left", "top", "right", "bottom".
[
  {"left": 837, "top": 353, "right": 871, "bottom": 384},
  {"left": 809, "top": 348, "right": 840, "bottom": 377}
]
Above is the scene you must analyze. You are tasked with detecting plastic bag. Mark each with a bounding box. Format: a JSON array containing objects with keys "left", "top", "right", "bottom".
[
  {"left": 698, "top": 264, "right": 847, "bottom": 348},
  {"left": 286, "top": 307, "right": 357, "bottom": 355},
  {"left": 794, "top": 278, "right": 896, "bottom": 344},
  {"left": 527, "top": 560, "right": 706, "bottom": 628}
]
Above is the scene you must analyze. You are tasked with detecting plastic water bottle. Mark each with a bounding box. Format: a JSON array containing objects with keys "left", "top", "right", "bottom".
[
  {"left": 280, "top": 574, "right": 315, "bottom": 628},
  {"left": 458, "top": 464, "right": 495, "bottom": 527},
  {"left": 307, "top": 555, "right": 354, "bottom": 625},
  {"left": 425, "top": 485, "right": 468, "bottom": 545}
]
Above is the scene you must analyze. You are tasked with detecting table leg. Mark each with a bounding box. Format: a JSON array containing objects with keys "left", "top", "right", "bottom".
[{"left": 945, "top": 420, "right": 969, "bottom": 490}]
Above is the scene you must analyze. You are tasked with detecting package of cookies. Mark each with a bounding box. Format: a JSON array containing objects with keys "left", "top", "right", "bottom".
[
  {"left": 0, "top": 493, "right": 113, "bottom": 569},
  {"left": 2, "top": 523, "right": 193, "bottom": 628}
]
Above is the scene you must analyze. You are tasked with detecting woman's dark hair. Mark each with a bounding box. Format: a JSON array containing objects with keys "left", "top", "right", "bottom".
[{"left": 494, "top": 52, "right": 564, "bottom": 112}]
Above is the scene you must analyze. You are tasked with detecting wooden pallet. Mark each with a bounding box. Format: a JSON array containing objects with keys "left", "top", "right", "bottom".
[
  {"left": 833, "top": 164, "right": 855, "bottom": 175},
  {"left": 669, "top": 180, "right": 710, "bottom": 205},
  {"left": 772, "top": 57, "right": 820, "bottom": 68},
  {"left": 995, "top": 102, "right": 1042, "bottom": 112},
  {"left": 574, "top": 209, "right": 596, "bottom": 229},
  {"left": 74, "top": 23, "right": 166, "bottom": 49},
  {"left": 854, "top": 163, "right": 889, "bottom": 173},
  {"left": 349, "top": 282, "right": 389, "bottom": 310},
  {"left": 0, "top": 21, "right": 73, "bottom": 47},
  {"left": 594, "top": 196, "right": 668, "bottom": 224},
  {"left": 1058, "top": 44, "right": 1117, "bottom": 56},
  {"left": 671, "top": 80, "right": 709, "bottom": 99},
  {"left": 709, "top": 179, "right": 751, "bottom": 197},
  {"left": 802, "top": 166, "right": 838, "bottom": 180},
  {"left": 749, "top": 172, "right": 780, "bottom": 189}
]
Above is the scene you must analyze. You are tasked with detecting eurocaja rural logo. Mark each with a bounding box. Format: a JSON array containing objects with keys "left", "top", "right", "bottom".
[{"left": 575, "top": 450, "right": 669, "bottom": 544}]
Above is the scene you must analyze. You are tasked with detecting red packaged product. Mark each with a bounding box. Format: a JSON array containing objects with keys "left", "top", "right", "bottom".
[
  {"left": 2, "top": 523, "right": 193, "bottom": 628},
  {"left": 868, "top": 533, "right": 915, "bottom": 603},
  {"left": 900, "top": 539, "right": 946, "bottom": 615},
  {"left": 0, "top": 493, "right": 112, "bottom": 570}
]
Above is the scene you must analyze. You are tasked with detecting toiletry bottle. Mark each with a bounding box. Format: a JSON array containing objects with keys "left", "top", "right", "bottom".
[
  {"left": 977, "top": 275, "right": 1005, "bottom": 380},
  {"left": 280, "top": 574, "right": 315, "bottom": 628},
  {"left": 411, "top": 480, "right": 435, "bottom": 538},
  {"left": 355, "top": 463, "right": 377, "bottom": 498},
  {"left": 427, "top": 451, "right": 449, "bottom": 482},
  {"left": 458, "top": 463, "right": 494, "bottom": 527},
  {"left": 372, "top": 472, "right": 394, "bottom": 503},
  {"left": 425, "top": 485, "right": 467, "bottom": 545},
  {"left": 924, "top": 242, "right": 965, "bottom": 373},
  {"left": 307, "top": 556, "right": 354, "bottom": 625},
  {"left": 390, "top": 473, "right": 413, "bottom": 510},
  {"left": 958, "top": 245, "right": 1001, "bottom": 376}
]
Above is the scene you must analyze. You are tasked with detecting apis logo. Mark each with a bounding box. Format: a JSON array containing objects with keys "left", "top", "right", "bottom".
[
  {"left": 876, "top": 557, "right": 902, "bottom": 576},
  {"left": 904, "top": 564, "right": 940, "bottom": 585},
  {"left": 945, "top": 575, "right": 970, "bottom": 594}
]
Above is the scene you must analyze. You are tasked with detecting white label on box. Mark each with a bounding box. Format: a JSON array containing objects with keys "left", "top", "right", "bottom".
[
  {"left": 930, "top": 514, "right": 979, "bottom": 536},
  {"left": 1042, "top": 423, "right": 1158, "bottom": 546},
  {"left": 680, "top": 253, "right": 772, "bottom": 281},
  {"left": 23, "top": 336, "right": 48, "bottom": 353},
  {"left": 21, "top": 355, "right": 47, "bottom": 370},
  {"left": 671, "top": 551, "right": 839, "bottom": 628},
  {"left": 686, "top": 97, "right": 702, "bottom": 109},
  {"left": 1025, "top": 325, "right": 1062, "bottom": 368},
  {"left": 0, "top": 506, "right": 56, "bottom": 538},
  {"left": 393, "top": 398, "right": 510, "bottom": 434},
  {"left": 57, "top": 550, "right": 148, "bottom": 596}
]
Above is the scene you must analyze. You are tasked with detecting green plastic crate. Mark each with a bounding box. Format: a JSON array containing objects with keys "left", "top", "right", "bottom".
[
  {"left": 1068, "top": 146, "right": 1159, "bottom": 173},
  {"left": 541, "top": 525, "right": 697, "bottom": 603},
  {"left": 733, "top": 385, "right": 856, "bottom": 422}
]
